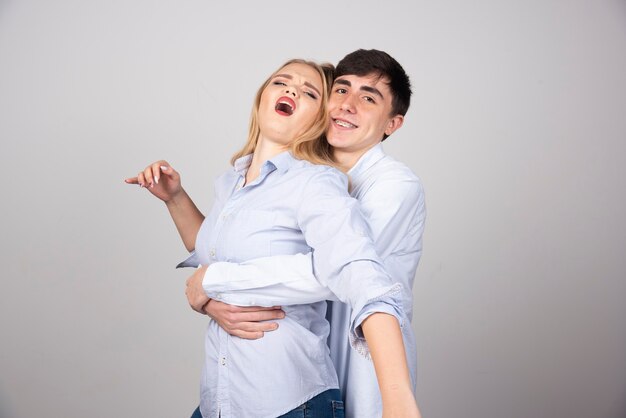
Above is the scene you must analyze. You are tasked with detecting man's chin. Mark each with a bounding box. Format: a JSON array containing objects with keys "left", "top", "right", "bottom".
[
  {"left": 326, "top": 137, "right": 346, "bottom": 149},
  {"left": 326, "top": 132, "right": 349, "bottom": 148}
]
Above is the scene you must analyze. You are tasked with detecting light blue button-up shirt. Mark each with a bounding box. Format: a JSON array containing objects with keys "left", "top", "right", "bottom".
[
  {"left": 198, "top": 144, "right": 426, "bottom": 418},
  {"left": 179, "top": 150, "right": 404, "bottom": 418}
]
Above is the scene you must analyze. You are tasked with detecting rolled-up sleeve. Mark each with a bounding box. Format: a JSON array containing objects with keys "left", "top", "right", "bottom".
[
  {"left": 201, "top": 253, "right": 338, "bottom": 307},
  {"left": 296, "top": 168, "right": 404, "bottom": 356},
  {"left": 176, "top": 251, "right": 200, "bottom": 269}
]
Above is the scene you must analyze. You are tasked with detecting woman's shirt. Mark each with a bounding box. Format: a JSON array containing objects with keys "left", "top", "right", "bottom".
[{"left": 180, "top": 151, "right": 403, "bottom": 418}]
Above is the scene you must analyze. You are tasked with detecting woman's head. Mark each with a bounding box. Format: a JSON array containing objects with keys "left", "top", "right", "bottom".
[{"left": 232, "top": 59, "right": 335, "bottom": 165}]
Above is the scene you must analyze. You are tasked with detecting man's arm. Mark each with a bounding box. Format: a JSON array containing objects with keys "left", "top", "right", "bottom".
[
  {"left": 202, "top": 253, "right": 336, "bottom": 306},
  {"left": 185, "top": 254, "right": 334, "bottom": 340},
  {"left": 184, "top": 266, "right": 287, "bottom": 340}
]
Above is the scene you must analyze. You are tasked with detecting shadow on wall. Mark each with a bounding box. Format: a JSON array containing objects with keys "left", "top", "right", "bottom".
[{"left": 0, "top": 390, "right": 15, "bottom": 418}]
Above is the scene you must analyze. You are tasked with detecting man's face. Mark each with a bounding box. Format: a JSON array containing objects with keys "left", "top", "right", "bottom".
[{"left": 326, "top": 73, "right": 404, "bottom": 155}]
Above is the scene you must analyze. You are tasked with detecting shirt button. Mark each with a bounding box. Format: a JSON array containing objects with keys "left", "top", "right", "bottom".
[{"left": 221, "top": 357, "right": 226, "bottom": 366}]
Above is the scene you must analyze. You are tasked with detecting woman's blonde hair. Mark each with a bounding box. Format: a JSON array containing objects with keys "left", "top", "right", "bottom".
[{"left": 231, "top": 59, "right": 335, "bottom": 166}]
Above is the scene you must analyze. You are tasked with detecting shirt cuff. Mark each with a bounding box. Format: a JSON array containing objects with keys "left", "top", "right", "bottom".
[
  {"left": 176, "top": 251, "right": 200, "bottom": 269},
  {"left": 349, "top": 284, "right": 404, "bottom": 360}
]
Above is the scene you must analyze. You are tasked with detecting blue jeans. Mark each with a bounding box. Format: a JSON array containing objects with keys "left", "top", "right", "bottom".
[
  {"left": 279, "top": 389, "right": 344, "bottom": 418},
  {"left": 189, "top": 389, "right": 344, "bottom": 418}
]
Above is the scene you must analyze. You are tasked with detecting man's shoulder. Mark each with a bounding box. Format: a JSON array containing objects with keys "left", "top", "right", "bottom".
[
  {"left": 355, "top": 153, "right": 422, "bottom": 196},
  {"left": 372, "top": 153, "right": 421, "bottom": 183}
]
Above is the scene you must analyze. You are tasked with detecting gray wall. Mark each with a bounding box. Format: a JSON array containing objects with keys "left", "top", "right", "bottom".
[{"left": 1, "top": 1, "right": 624, "bottom": 417}]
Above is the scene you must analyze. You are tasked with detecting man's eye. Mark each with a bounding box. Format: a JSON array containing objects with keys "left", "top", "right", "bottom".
[
  {"left": 364, "top": 96, "right": 375, "bottom": 103},
  {"left": 335, "top": 88, "right": 347, "bottom": 94}
]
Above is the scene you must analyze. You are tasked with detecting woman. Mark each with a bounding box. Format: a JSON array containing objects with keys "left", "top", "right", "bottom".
[{"left": 126, "top": 59, "right": 420, "bottom": 418}]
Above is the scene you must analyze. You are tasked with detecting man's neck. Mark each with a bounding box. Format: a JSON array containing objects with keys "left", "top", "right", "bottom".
[{"left": 332, "top": 143, "right": 379, "bottom": 173}]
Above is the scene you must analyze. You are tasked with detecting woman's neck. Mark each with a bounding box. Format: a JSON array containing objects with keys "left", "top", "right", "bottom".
[{"left": 245, "top": 136, "right": 288, "bottom": 185}]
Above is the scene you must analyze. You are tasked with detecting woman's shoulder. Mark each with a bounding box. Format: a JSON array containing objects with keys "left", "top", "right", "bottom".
[
  {"left": 289, "top": 160, "right": 349, "bottom": 195},
  {"left": 291, "top": 159, "right": 346, "bottom": 179}
]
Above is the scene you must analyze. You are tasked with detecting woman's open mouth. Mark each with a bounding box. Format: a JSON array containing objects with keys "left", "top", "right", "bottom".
[{"left": 275, "top": 97, "right": 296, "bottom": 116}]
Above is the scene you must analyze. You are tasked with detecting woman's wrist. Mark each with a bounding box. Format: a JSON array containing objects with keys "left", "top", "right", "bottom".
[{"left": 164, "top": 188, "right": 188, "bottom": 206}]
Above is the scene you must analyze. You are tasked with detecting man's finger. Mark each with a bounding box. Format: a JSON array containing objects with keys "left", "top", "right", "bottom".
[
  {"left": 238, "top": 310, "right": 285, "bottom": 322},
  {"left": 231, "top": 330, "right": 265, "bottom": 340},
  {"left": 237, "top": 321, "right": 279, "bottom": 333},
  {"left": 226, "top": 305, "right": 283, "bottom": 313}
]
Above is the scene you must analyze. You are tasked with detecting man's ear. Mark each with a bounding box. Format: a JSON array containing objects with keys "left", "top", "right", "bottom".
[{"left": 384, "top": 114, "right": 404, "bottom": 137}]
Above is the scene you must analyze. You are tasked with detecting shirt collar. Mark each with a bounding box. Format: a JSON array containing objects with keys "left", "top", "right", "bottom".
[
  {"left": 233, "top": 154, "right": 253, "bottom": 177},
  {"left": 348, "top": 143, "right": 385, "bottom": 179},
  {"left": 232, "top": 150, "right": 296, "bottom": 177},
  {"left": 267, "top": 150, "right": 297, "bottom": 173}
]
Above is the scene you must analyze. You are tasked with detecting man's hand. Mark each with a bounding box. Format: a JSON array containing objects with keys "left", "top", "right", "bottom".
[
  {"left": 185, "top": 266, "right": 211, "bottom": 313},
  {"left": 204, "top": 300, "right": 285, "bottom": 340}
]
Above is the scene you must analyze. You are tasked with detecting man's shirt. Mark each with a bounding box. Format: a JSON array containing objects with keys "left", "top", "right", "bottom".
[
  {"left": 178, "top": 150, "right": 404, "bottom": 418},
  {"left": 201, "top": 144, "right": 426, "bottom": 418}
]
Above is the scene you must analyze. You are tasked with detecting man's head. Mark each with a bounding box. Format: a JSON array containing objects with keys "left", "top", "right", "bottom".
[
  {"left": 335, "top": 49, "right": 412, "bottom": 120},
  {"left": 327, "top": 49, "right": 412, "bottom": 163}
]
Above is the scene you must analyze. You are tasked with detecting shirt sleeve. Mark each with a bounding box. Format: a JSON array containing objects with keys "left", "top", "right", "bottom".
[
  {"left": 359, "top": 172, "right": 426, "bottom": 301},
  {"left": 177, "top": 251, "right": 200, "bottom": 268},
  {"left": 296, "top": 168, "right": 404, "bottom": 356},
  {"left": 201, "top": 252, "right": 338, "bottom": 307}
]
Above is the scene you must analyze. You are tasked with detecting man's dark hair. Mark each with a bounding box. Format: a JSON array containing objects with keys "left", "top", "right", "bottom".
[{"left": 335, "top": 49, "right": 412, "bottom": 118}]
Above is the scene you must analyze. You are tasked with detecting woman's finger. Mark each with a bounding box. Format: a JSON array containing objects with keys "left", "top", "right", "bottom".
[
  {"left": 143, "top": 166, "right": 154, "bottom": 188},
  {"left": 151, "top": 162, "right": 163, "bottom": 185},
  {"left": 137, "top": 172, "right": 146, "bottom": 188},
  {"left": 159, "top": 163, "right": 179, "bottom": 182},
  {"left": 125, "top": 177, "right": 139, "bottom": 184}
]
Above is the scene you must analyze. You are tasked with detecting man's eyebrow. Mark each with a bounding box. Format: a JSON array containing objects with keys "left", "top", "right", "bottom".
[
  {"left": 361, "top": 85, "right": 384, "bottom": 100},
  {"left": 334, "top": 78, "right": 384, "bottom": 99},
  {"left": 274, "top": 73, "right": 321, "bottom": 97}
]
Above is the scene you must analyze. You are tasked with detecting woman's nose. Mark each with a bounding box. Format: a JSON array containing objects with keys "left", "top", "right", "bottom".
[{"left": 285, "top": 86, "right": 297, "bottom": 97}]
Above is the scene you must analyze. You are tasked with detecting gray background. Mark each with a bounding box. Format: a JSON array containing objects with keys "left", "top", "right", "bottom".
[{"left": 1, "top": 0, "right": 625, "bottom": 417}]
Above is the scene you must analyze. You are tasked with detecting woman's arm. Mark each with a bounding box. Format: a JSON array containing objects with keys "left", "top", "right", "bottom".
[
  {"left": 125, "top": 160, "right": 204, "bottom": 251},
  {"left": 362, "top": 313, "right": 422, "bottom": 418}
]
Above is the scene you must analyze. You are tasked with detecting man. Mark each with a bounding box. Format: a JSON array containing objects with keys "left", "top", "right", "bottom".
[{"left": 187, "top": 49, "right": 425, "bottom": 417}]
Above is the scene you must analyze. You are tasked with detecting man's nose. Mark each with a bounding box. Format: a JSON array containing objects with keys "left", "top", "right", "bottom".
[{"left": 339, "top": 95, "right": 356, "bottom": 112}]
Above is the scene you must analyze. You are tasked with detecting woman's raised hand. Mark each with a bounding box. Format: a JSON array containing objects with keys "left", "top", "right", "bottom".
[{"left": 125, "top": 160, "right": 183, "bottom": 202}]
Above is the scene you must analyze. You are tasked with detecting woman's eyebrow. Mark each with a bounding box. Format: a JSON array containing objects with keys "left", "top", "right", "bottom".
[{"left": 274, "top": 73, "right": 321, "bottom": 97}]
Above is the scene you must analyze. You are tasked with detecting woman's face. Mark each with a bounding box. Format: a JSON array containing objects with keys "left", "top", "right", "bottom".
[{"left": 257, "top": 62, "right": 324, "bottom": 146}]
